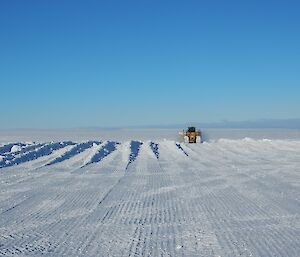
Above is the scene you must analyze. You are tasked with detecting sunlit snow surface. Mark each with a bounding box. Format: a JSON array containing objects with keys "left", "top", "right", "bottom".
[{"left": 0, "top": 129, "right": 299, "bottom": 256}]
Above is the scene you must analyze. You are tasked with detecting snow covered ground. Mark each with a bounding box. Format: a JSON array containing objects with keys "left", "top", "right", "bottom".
[
  {"left": 1, "top": 128, "right": 300, "bottom": 143},
  {"left": 0, "top": 129, "right": 299, "bottom": 256}
]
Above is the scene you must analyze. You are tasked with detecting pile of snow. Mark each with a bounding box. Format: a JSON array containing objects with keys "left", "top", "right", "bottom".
[{"left": 10, "top": 145, "right": 22, "bottom": 153}]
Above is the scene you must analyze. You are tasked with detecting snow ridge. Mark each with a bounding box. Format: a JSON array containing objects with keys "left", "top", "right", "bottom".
[
  {"left": 150, "top": 142, "right": 159, "bottom": 159},
  {"left": 84, "top": 141, "right": 119, "bottom": 167},
  {"left": 0, "top": 141, "right": 74, "bottom": 168},
  {"left": 46, "top": 141, "right": 101, "bottom": 166},
  {"left": 126, "top": 141, "right": 143, "bottom": 169},
  {"left": 0, "top": 143, "right": 26, "bottom": 155},
  {"left": 175, "top": 142, "right": 189, "bottom": 156}
]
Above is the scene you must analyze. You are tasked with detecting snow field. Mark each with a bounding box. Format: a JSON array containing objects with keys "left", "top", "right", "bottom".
[{"left": 0, "top": 138, "right": 299, "bottom": 256}]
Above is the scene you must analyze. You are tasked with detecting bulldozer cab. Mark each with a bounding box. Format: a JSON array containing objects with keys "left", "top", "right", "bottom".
[{"left": 187, "top": 127, "right": 196, "bottom": 133}]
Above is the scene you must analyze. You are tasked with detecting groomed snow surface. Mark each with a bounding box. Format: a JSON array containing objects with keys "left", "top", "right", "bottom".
[{"left": 0, "top": 134, "right": 300, "bottom": 256}]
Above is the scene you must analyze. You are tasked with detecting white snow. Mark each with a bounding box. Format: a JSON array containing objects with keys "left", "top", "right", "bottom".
[
  {"left": 49, "top": 142, "right": 104, "bottom": 170},
  {"left": 10, "top": 145, "right": 22, "bottom": 152},
  {"left": 0, "top": 129, "right": 299, "bottom": 256}
]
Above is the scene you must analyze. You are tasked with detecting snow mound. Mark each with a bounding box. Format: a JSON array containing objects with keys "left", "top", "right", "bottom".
[
  {"left": 126, "top": 141, "right": 143, "bottom": 169},
  {"left": 46, "top": 141, "right": 101, "bottom": 166},
  {"left": 87, "top": 141, "right": 119, "bottom": 166},
  {"left": 10, "top": 145, "right": 22, "bottom": 153},
  {"left": 150, "top": 142, "right": 159, "bottom": 159},
  {"left": 0, "top": 141, "right": 75, "bottom": 168}
]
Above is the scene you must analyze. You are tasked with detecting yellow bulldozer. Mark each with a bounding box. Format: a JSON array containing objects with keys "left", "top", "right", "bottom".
[{"left": 179, "top": 127, "right": 202, "bottom": 143}]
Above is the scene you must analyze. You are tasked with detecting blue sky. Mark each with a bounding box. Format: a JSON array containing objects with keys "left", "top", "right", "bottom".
[{"left": 1, "top": 0, "right": 299, "bottom": 128}]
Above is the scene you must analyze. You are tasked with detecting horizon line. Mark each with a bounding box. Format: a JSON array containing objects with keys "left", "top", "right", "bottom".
[{"left": 1, "top": 118, "right": 300, "bottom": 130}]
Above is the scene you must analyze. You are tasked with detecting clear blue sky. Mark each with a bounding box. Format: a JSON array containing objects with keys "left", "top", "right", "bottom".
[{"left": 1, "top": 0, "right": 299, "bottom": 128}]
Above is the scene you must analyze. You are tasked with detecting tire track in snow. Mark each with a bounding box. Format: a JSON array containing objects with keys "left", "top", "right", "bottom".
[
  {"left": 0, "top": 139, "right": 299, "bottom": 256},
  {"left": 199, "top": 187, "right": 300, "bottom": 257},
  {"left": 0, "top": 158, "right": 127, "bottom": 256},
  {"left": 0, "top": 143, "right": 130, "bottom": 256},
  {"left": 157, "top": 141, "right": 223, "bottom": 256},
  {"left": 51, "top": 144, "right": 145, "bottom": 255},
  {"left": 0, "top": 142, "right": 118, "bottom": 229},
  {"left": 0, "top": 142, "right": 127, "bottom": 254},
  {"left": 70, "top": 142, "right": 219, "bottom": 256},
  {"left": 49, "top": 145, "right": 131, "bottom": 256},
  {"left": 182, "top": 141, "right": 300, "bottom": 257},
  {"left": 77, "top": 143, "right": 175, "bottom": 256}
]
